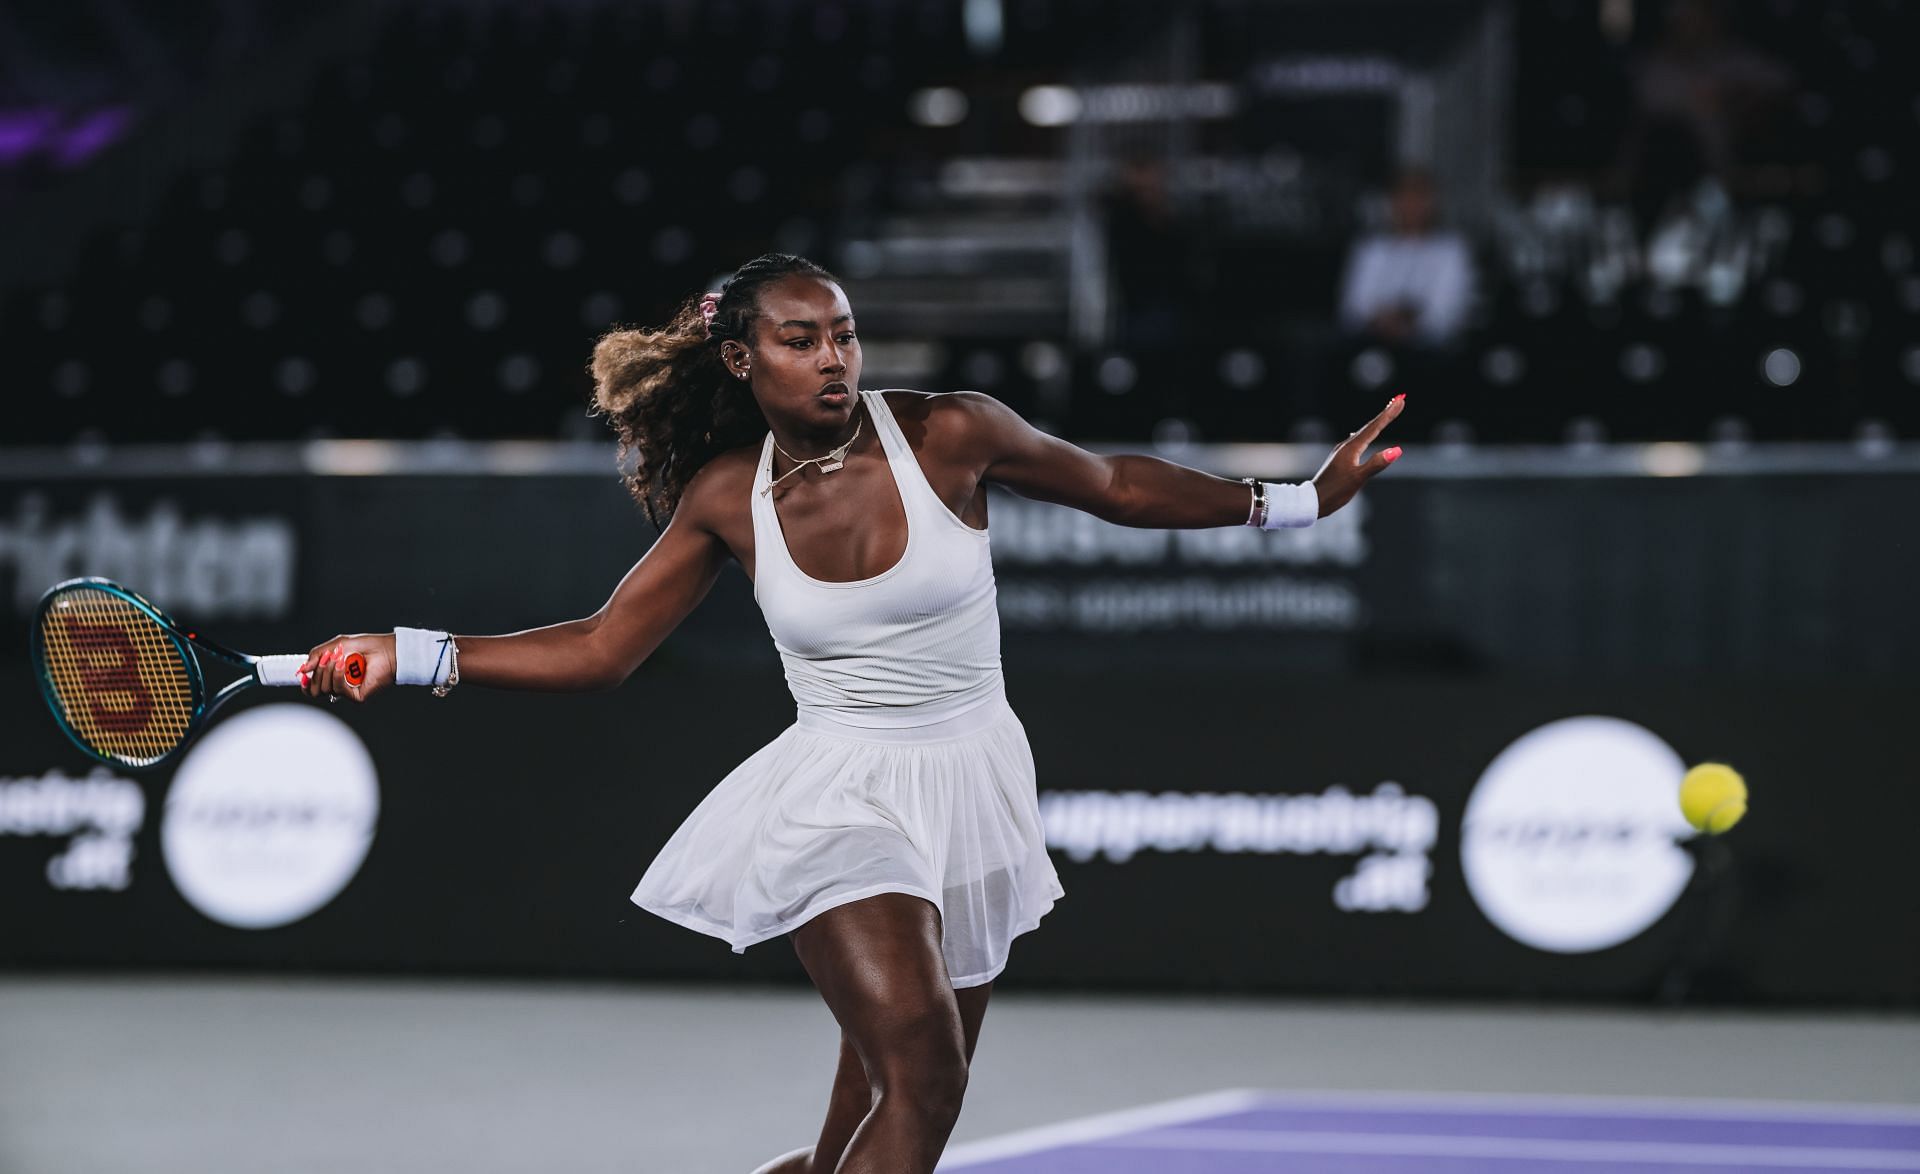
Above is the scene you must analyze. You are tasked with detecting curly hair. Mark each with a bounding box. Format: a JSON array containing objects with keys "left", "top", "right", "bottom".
[{"left": 588, "top": 253, "right": 840, "bottom": 528}]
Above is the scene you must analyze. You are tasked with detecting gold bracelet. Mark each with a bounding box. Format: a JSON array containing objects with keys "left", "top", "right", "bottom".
[{"left": 431, "top": 635, "right": 460, "bottom": 698}]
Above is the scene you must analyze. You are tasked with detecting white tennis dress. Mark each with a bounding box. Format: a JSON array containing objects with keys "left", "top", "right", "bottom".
[{"left": 631, "top": 388, "right": 1064, "bottom": 987}]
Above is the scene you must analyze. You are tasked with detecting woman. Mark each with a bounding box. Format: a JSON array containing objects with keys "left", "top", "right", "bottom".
[{"left": 295, "top": 253, "right": 1404, "bottom": 1174}]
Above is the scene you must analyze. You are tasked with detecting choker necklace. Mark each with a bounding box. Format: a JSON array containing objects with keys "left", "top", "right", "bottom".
[{"left": 764, "top": 410, "right": 863, "bottom": 495}]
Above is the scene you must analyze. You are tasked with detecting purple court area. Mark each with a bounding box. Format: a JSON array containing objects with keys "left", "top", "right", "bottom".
[{"left": 938, "top": 1090, "right": 1920, "bottom": 1173}]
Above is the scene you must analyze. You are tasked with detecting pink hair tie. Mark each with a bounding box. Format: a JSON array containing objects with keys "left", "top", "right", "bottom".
[{"left": 698, "top": 292, "right": 721, "bottom": 336}]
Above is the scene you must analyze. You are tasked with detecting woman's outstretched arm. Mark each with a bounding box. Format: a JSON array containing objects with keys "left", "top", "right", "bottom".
[
  {"left": 452, "top": 503, "right": 729, "bottom": 693},
  {"left": 296, "top": 464, "right": 737, "bottom": 702},
  {"left": 961, "top": 391, "right": 1405, "bottom": 528}
]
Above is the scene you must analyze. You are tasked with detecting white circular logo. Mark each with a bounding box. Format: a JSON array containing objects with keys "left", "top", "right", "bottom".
[
  {"left": 1461, "top": 715, "right": 1694, "bottom": 953},
  {"left": 162, "top": 704, "right": 379, "bottom": 929}
]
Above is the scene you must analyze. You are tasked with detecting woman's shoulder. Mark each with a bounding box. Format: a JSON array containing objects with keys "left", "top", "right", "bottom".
[
  {"left": 875, "top": 388, "right": 1001, "bottom": 431},
  {"left": 875, "top": 388, "right": 1026, "bottom": 471}
]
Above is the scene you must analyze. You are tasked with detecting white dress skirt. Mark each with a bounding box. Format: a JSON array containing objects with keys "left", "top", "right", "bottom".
[
  {"left": 632, "top": 389, "right": 1065, "bottom": 988},
  {"left": 632, "top": 691, "right": 1063, "bottom": 988}
]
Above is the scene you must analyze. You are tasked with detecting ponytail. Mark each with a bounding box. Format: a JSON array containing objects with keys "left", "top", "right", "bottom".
[{"left": 588, "top": 252, "right": 837, "bottom": 527}]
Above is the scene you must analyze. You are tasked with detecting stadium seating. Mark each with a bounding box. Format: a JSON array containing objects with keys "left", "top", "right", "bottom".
[{"left": 5, "top": 0, "right": 1913, "bottom": 446}]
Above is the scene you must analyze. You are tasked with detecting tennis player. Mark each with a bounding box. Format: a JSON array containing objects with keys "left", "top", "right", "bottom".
[{"left": 297, "top": 252, "right": 1403, "bottom": 1174}]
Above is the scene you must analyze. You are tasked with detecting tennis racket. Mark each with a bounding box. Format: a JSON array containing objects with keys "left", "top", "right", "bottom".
[{"left": 30, "top": 576, "right": 363, "bottom": 770}]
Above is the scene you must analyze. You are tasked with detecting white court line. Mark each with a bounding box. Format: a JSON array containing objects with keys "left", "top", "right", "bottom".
[
  {"left": 937, "top": 1088, "right": 1267, "bottom": 1167},
  {"left": 1114, "top": 1127, "right": 1920, "bottom": 1170},
  {"left": 1242, "top": 1089, "right": 1920, "bottom": 1125}
]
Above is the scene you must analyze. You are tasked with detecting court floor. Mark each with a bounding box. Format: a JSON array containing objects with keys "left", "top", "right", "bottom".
[
  {"left": 941, "top": 1089, "right": 1920, "bottom": 1171},
  {"left": 2, "top": 975, "right": 1915, "bottom": 1173}
]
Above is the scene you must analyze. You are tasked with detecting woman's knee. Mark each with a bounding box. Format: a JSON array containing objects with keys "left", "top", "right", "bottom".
[
  {"left": 864, "top": 1006, "right": 970, "bottom": 1121},
  {"left": 875, "top": 1055, "right": 968, "bottom": 1128}
]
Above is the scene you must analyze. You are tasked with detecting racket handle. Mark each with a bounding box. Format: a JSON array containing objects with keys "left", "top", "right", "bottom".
[{"left": 255, "top": 655, "right": 308, "bottom": 687}]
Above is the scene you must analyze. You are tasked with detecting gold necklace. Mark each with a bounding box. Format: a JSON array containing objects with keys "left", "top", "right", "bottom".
[{"left": 763, "top": 412, "right": 863, "bottom": 495}]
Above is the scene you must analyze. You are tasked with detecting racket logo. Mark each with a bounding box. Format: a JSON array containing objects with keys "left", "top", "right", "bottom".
[
  {"left": 343, "top": 653, "right": 366, "bottom": 687},
  {"left": 66, "top": 622, "right": 154, "bottom": 734},
  {"left": 33, "top": 577, "right": 313, "bottom": 770}
]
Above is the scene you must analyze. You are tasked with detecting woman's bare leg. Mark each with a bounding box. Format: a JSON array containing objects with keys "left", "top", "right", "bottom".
[
  {"left": 768, "top": 893, "right": 978, "bottom": 1174},
  {"left": 750, "top": 1149, "right": 815, "bottom": 1174},
  {"left": 753, "top": 896, "right": 995, "bottom": 1174},
  {"left": 956, "top": 983, "right": 993, "bottom": 1061},
  {"left": 748, "top": 1031, "right": 866, "bottom": 1174}
]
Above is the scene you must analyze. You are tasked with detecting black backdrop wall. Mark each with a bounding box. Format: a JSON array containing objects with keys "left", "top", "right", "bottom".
[{"left": 2, "top": 453, "right": 1914, "bottom": 1004}]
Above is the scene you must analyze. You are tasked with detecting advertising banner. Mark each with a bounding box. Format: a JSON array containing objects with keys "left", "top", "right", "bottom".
[{"left": 1, "top": 453, "right": 1913, "bottom": 1003}]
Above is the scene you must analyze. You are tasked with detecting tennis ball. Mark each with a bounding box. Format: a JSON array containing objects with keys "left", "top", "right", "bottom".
[{"left": 1679, "top": 762, "right": 1747, "bottom": 834}]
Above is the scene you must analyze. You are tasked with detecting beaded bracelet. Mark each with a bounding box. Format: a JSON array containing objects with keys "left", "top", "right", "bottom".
[{"left": 431, "top": 635, "right": 460, "bottom": 698}]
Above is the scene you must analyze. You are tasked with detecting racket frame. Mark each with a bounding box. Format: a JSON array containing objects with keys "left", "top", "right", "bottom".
[{"left": 30, "top": 576, "right": 273, "bottom": 770}]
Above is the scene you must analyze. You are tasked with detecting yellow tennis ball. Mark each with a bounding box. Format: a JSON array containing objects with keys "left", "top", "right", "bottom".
[{"left": 1679, "top": 762, "right": 1747, "bottom": 833}]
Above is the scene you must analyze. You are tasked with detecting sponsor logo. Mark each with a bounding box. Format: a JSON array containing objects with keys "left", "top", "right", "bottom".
[
  {"left": 1461, "top": 715, "right": 1695, "bottom": 953},
  {"left": 988, "top": 491, "right": 1368, "bottom": 568},
  {"left": 0, "top": 492, "right": 296, "bottom": 618},
  {"left": 0, "top": 766, "right": 144, "bottom": 890},
  {"left": 988, "top": 491, "right": 1370, "bottom": 633},
  {"left": 1040, "top": 782, "right": 1437, "bottom": 912},
  {"left": 161, "top": 704, "right": 378, "bottom": 929},
  {"left": 997, "top": 577, "right": 1361, "bottom": 632}
]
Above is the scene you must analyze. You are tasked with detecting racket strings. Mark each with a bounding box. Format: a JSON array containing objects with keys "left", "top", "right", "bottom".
[{"left": 38, "top": 587, "right": 196, "bottom": 766}]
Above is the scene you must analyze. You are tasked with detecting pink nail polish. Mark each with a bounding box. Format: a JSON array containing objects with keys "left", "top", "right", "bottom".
[
  {"left": 1391, "top": 393, "right": 1405, "bottom": 406},
  {"left": 1384, "top": 446, "right": 1403, "bottom": 462}
]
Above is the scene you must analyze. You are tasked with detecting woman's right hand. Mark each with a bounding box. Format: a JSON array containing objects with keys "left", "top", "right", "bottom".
[
  {"left": 298, "top": 632, "right": 397, "bottom": 704},
  {"left": 1310, "top": 393, "right": 1405, "bottom": 517}
]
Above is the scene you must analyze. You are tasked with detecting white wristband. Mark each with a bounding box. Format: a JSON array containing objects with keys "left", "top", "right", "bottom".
[
  {"left": 1259, "top": 480, "right": 1319, "bottom": 529},
  {"left": 394, "top": 627, "right": 454, "bottom": 686}
]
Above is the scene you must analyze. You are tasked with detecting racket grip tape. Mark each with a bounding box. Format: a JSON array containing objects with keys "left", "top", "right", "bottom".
[
  {"left": 259, "top": 652, "right": 367, "bottom": 688},
  {"left": 256, "top": 655, "right": 310, "bottom": 687}
]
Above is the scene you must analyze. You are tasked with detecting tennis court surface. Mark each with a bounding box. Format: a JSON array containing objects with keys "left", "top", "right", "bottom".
[{"left": 940, "top": 1089, "right": 1920, "bottom": 1172}]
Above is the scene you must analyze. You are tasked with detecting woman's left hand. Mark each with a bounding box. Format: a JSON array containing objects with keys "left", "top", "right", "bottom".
[{"left": 1310, "top": 394, "right": 1405, "bottom": 517}]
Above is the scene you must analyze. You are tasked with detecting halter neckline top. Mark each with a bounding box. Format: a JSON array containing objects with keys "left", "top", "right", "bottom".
[{"left": 750, "top": 389, "right": 1003, "bottom": 728}]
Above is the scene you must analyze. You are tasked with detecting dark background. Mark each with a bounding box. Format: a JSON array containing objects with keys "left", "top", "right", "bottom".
[{"left": 3, "top": 0, "right": 1915, "bottom": 1008}]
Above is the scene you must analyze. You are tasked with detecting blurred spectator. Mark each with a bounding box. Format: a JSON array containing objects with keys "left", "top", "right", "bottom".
[
  {"left": 1615, "top": 0, "right": 1794, "bottom": 219},
  {"left": 1106, "top": 156, "right": 1192, "bottom": 349},
  {"left": 1337, "top": 168, "right": 1474, "bottom": 349}
]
